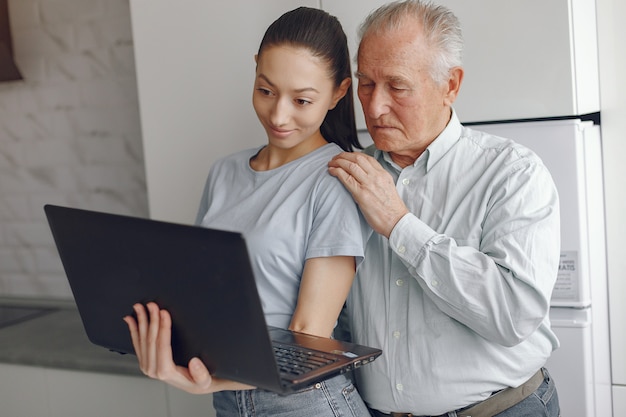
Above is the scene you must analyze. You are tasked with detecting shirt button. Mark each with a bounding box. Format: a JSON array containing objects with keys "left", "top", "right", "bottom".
[
  {"left": 395, "top": 279, "right": 404, "bottom": 286},
  {"left": 396, "top": 383, "right": 404, "bottom": 391},
  {"left": 393, "top": 331, "right": 401, "bottom": 339},
  {"left": 402, "top": 178, "right": 410, "bottom": 185},
  {"left": 397, "top": 245, "right": 406, "bottom": 254},
  {"left": 431, "top": 280, "right": 439, "bottom": 286}
]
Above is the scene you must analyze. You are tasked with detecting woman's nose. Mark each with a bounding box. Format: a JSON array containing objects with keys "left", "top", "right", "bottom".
[{"left": 270, "top": 98, "right": 290, "bottom": 127}]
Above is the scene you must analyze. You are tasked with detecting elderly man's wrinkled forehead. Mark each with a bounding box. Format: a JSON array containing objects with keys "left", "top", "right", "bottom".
[{"left": 358, "top": 18, "right": 429, "bottom": 59}]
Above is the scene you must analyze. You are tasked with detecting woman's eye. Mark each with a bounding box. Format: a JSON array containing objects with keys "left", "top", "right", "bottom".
[
  {"left": 256, "top": 88, "right": 273, "bottom": 96},
  {"left": 295, "top": 98, "right": 312, "bottom": 106}
]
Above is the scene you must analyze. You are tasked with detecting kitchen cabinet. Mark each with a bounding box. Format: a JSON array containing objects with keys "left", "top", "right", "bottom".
[
  {"left": 0, "top": 363, "right": 48, "bottom": 417},
  {"left": 0, "top": 363, "right": 215, "bottom": 417},
  {"left": 323, "top": 0, "right": 600, "bottom": 125},
  {"left": 46, "top": 367, "right": 169, "bottom": 417}
]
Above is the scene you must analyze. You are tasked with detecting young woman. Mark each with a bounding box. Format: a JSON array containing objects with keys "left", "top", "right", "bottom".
[{"left": 124, "top": 7, "right": 370, "bottom": 417}]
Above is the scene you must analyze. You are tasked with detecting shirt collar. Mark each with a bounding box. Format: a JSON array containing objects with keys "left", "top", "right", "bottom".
[
  {"left": 372, "top": 108, "right": 462, "bottom": 172},
  {"left": 423, "top": 109, "right": 462, "bottom": 172}
]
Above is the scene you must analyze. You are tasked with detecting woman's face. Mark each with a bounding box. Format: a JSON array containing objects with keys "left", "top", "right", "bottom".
[{"left": 253, "top": 45, "right": 347, "bottom": 151}]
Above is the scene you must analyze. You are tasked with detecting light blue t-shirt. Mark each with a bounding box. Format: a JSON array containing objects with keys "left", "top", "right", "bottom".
[{"left": 196, "top": 143, "right": 364, "bottom": 329}]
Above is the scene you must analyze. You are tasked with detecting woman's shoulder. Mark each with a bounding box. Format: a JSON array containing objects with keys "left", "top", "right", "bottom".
[
  {"left": 293, "top": 143, "right": 341, "bottom": 174},
  {"left": 298, "top": 143, "right": 344, "bottom": 167}
]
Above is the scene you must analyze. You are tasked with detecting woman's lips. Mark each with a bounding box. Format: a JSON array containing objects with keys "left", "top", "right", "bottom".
[{"left": 269, "top": 126, "right": 294, "bottom": 138}]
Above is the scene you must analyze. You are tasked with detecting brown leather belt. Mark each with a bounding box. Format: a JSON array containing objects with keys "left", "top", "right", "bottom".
[{"left": 371, "top": 368, "right": 545, "bottom": 417}]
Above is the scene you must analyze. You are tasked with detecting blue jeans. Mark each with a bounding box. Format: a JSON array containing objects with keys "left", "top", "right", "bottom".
[
  {"left": 489, "top": 368, "right": 560, "bottom": 417},
  {"left": 213, "top": 374, "right": 370, "bottom": 417}
]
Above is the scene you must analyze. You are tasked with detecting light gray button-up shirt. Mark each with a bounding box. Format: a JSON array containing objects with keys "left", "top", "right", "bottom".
[{"left": 347, "top": 111, "right": 560, "bottom": 415}]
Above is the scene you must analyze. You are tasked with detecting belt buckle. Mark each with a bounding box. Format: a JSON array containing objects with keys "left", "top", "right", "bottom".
[{"left": 390, "top": 413, "right": 413, "bottom": 417}]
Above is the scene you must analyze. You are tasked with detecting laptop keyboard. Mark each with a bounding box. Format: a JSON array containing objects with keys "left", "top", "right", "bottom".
[{"left": 273, "top": 343, "right": 338, "bottom": 379}]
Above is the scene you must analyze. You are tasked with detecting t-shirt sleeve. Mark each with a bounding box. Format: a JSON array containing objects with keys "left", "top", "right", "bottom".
[{"left": 305, "top": 174, "right": 366, "bottom": 262}]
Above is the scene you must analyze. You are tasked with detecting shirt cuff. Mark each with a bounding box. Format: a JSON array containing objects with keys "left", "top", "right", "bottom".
[{"left": 388, "top": 213, "right": 438, "bottom": 264}]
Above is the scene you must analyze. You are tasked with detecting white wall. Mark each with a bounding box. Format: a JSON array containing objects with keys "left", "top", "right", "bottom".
[
  {"left": 596, "top": 0, "right": 626, "bottom": 391},
  {"left": 0, "top": 0, "right": 147, "bottom": 299}
]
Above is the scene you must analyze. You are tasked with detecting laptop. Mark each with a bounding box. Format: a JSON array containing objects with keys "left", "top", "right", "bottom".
[{"left": 43, "top": 204, "right": 382, "bottom": 394}]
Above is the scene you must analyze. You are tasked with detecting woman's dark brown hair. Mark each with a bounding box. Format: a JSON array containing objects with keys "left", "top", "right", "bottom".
[{"left": 257, "top": 7, "right": 361, "bottom": 151}]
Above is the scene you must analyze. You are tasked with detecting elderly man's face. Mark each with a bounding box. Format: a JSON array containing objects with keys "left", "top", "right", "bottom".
[{"left": 356, "top": 23, "right": 461, "bottom": 167}]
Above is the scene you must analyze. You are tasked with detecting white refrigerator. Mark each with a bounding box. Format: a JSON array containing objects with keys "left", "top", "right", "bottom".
[{"left": 470, "top": 119, "right": 612, "bottom": 417}]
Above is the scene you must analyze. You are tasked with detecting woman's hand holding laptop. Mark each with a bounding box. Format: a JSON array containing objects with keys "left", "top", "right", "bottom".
[{"left": 124, "top": 302, "right": 255, "bottom": 394}]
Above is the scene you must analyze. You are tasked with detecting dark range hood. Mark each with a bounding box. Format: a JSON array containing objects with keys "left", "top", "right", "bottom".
[
  {"left": 0, "top": 42, "right": 22, "bottom": 81},
  {"left": 1, "top": 0, "right": 23, "bottom": 82}
]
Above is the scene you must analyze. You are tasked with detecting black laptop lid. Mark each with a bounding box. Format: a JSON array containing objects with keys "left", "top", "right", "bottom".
[{"left": 44, "top": 204, "right": 284, "bottom": 391}]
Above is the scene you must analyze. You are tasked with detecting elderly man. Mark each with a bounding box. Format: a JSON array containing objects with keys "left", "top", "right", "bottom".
[{"left": 328, "top": 1, "right": 561, "bottom": 416}]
